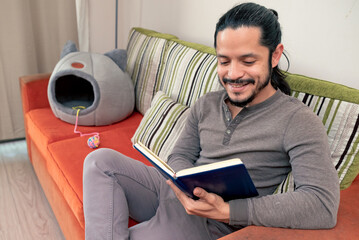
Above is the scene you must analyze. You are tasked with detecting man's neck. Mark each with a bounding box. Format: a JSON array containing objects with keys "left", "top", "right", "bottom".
[
  {"left": 225, "top": 99, "right": 243, "bottom": 119},
  {"left": 225, "top": 86, "right": 278, "bottom": 119},
  {"left": 248, "top": 84, "right": 277, "bottom": 107}
]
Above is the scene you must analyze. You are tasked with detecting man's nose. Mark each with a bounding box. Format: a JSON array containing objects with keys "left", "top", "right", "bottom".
[{"left": 228, "top": 62, "right": 245, "bottom": 80}]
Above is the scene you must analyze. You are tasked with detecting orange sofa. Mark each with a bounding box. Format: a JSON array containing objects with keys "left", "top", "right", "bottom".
[{"left": 20, "top": 28, "right": 359, "bottom": 239}]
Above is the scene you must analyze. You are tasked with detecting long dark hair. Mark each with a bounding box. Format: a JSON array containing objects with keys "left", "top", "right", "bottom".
[{"left": 214, "top": 2, "right": 291, "bottom": 95}]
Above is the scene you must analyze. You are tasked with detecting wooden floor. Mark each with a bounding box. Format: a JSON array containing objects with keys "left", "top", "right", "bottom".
[{"left": 0, "top": 140, "right": 65, "bottom": 240}]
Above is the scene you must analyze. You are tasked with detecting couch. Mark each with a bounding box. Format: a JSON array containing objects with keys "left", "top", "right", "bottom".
[{"left": 20, "top": 27, "right": 359, "bottom": 240}]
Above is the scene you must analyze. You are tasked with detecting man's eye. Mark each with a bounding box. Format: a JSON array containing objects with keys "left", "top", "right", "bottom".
[
  {"left": 243, "top": 60, "right": 256, "bottom": 65},
  {"left": 219, "top": 61, "right": 229, "bottom": 65}
]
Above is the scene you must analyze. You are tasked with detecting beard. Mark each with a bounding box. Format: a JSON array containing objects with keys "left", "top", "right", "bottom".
[{"left": 220, "top": 73, "right": 271, "bottom": 108}]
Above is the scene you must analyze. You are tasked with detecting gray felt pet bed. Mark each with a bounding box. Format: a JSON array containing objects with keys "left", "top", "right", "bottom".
[{"left": 48, "top": 41, "right": 134, "bottom": 126}]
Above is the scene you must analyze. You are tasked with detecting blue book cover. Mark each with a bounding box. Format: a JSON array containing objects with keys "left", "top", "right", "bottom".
[{"left": 134, "top": 142, "right": 258, "bottom": 201}]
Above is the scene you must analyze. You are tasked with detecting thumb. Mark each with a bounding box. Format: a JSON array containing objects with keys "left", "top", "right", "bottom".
[{"left": 193, "top": 187, "right": 207, "bottom": 199}]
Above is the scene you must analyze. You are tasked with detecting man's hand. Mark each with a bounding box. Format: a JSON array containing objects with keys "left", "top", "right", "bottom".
[{"left": 167, "top": 180, "right": 230, "bottom": 223}]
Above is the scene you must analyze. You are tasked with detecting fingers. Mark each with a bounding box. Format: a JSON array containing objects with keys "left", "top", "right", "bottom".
[
  {"left": 167, "top": 180, "right": 214, "bottom": 205},
  {"left": 194, "top": 187, "right": 217, "bottom": 205},
  {"left": 167, "top": 180, "right": 230, "bottom": 222},
  {"left": 167, "top": 180, "right": 206, "bottom": 202},
  {"left": 166, "top": 180, "right": 188, "bottom": 200},
  {"left": 193, "top": 187, "right": 205, "bottom": 198}
]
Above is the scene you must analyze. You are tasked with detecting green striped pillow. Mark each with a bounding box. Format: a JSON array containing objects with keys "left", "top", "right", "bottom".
[
  {"left": 295, "top": 92, "right": 358, "bottom": 189},
  {"left": 131, "top": 91, "right": 190, "bottom": 161},
  {"left": 155, "top": 39, "right": 222, "bottom": 107},
  {"left": 276, "top": 92, "right": 359, "bottom": 193},
  {"left": 126, "top": 28, "right": 177, "bottom": 114},
  {"left": 274, "top": 172, "right": 294, "bottom": 194}
]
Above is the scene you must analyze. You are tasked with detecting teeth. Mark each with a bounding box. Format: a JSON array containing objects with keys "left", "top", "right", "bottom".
[{"left": 230, "top": 83, "right": 246, "bottom": 87}]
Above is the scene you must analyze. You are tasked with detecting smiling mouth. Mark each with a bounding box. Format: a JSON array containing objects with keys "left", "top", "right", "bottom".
[
  {"left": 229, "top": 82, "right": 250, "bottom": 88},
  {"left": 223, "top": 78, "right": 255, "bottom": 89}
]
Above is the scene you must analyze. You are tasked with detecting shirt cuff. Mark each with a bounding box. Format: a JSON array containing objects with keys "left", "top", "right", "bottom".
[{"left": 229, "top": 198, "right": 249, "bottom": 227}]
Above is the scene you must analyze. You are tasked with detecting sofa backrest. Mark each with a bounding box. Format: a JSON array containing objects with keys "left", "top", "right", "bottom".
[
  {"left": 127, "top": 27, "right": 359, "bottom": 190},
  {"left": 126, "top": 28, "right": 178, "bottom": 114},
  {"left": 126, "top": 28, "right": 222, "bottom": 115},
  {"left": 285, "top": 73, "right": 359, "bottom": 190},
  {"left": 155, "top": 39, "right": 222, "bottom": 107}
]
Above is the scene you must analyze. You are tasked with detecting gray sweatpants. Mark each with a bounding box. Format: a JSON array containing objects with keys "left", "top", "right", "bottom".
[{"left": 83, "top": 148, "right": 235, "bottom": 240}]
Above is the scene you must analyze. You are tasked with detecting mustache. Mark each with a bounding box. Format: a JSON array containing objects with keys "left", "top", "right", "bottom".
[{"left": 222, "top": 78, "right": 255, "bottom": 85}]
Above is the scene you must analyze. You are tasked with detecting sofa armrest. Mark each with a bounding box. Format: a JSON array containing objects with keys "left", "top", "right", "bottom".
[
  {"left": 219, "top": 175, "right": 359, "bottom": 240},
  {"left": 20, "top": 73, "right": 51, "bottom": 113}
]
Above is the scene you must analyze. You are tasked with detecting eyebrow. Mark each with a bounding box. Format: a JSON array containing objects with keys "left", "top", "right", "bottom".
[{"left": 216, "top": 53, "right": 259, "bottom": 58}]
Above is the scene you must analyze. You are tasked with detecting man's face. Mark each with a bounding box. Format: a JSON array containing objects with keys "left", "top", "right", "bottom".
[{"left": 216, "top": 27, "right": 277, "bottom": 108}]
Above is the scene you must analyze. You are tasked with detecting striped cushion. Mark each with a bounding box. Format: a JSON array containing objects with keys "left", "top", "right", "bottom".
[
  {"left": 126, "top": 28, "right": 359, "bottom": 193},
  {"left": 155, "top": 39, "right": 222, "bottom": 107},
  {"left": 276, "top": 87, "right": 359, "bottom": 193},
  {"left": 274, "top": 172, "right": 294, "bottom": 194},
  {"left": 131, "top": 91, "right": 190, "bottom": 161},
  {"left": 126, "top": 28, "right": 177, "bottom": 114}
]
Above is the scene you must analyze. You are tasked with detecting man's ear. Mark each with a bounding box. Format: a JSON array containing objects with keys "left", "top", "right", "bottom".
[{"left": 271, "top": 43, "right": 284, "bottom": 68}]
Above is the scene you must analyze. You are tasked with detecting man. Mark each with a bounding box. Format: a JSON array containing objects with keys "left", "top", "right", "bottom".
[{"left": 83, "top": 3, "right": 339, "bottom": 239}]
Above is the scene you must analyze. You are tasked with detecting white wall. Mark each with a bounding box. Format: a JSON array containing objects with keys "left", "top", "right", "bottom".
[
  {"left": 88, "top": 0, "right": 359, "bottom": 90},
  {"left": 87, "top": 0, "right": 116, "bottom": 53}
]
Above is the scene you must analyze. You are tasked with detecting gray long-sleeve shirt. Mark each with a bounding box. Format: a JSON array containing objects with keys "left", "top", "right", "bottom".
[{"left": 167, "top": 89, "right": 339, "bottom": 229}]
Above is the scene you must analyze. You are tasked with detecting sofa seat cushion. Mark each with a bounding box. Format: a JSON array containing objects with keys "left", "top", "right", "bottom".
[
  {"left": 45, "top": 112, "right": 148, "bottom": 228},
  {"left": 26, "top": 108, "right": 141, "bottom": 155}
]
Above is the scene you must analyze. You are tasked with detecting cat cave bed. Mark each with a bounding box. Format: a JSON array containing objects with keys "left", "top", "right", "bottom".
[{"left": 48, "top": 41, "right": 134, "bottom": 126}]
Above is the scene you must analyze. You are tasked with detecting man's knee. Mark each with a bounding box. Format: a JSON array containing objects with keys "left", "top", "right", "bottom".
[{"left": 83, "top": 148, "right": 121, "bottom": 176}]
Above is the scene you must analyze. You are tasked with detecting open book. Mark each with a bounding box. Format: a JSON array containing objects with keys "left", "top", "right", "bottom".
[{"left": 134, "top": 142, "right": 258, "bottom": 201}]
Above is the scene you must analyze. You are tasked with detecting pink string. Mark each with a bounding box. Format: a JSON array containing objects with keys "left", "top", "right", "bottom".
[{"left": 74, "top": 108, "right": 100, "bottom": 139}]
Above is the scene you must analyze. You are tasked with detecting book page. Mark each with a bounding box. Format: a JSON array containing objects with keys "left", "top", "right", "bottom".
[
  {"left": 135, "top": 142, "right": 175, "bottom": 176},
  {"left": 176, "top": 158, "right": 243, "bottom": 177}
]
